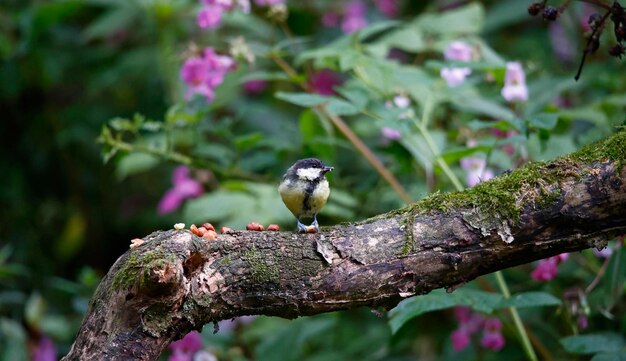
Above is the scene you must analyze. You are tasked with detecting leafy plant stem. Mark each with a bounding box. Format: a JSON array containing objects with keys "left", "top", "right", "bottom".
[
  {"left": 416, "top": 102, "right": 538, "bottom": 361},
  {"left": 270, "top": 55, "right": 412, "bottom": 204},
  {"left": 416, "top": 123, "right": 465, "bottom": 191},
  {"left": 495, "top": 271, "right": 538, "bottom": 361},
  {"left": 318, "top": 107, "right": 413, "bottom": 204},
  {"left": 104, "top": 138, "right": 193, "bottom": 165}
]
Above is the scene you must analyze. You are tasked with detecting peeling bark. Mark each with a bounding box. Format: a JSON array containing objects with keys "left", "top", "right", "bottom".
[{"left": 63, "top": 134, "right": 626, "bottom": 361}]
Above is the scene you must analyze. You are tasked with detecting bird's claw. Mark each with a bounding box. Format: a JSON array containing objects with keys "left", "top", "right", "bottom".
[
  {"left": 297, "top": 220, "right": 308, "bottom": 233},
  {"left": 297, "top": 219, "right": 320, "bottom": 233}
]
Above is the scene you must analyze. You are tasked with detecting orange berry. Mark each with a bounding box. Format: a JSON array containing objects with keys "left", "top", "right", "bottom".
[
  {"left": 267, "top": 224, "right": 280, "bottom": 231},
  {"left": 190, "top": 224, "right": 201, "bottom": 236},
  {"left": 246, "top": 222, "right": 264, "bottom": 231},
  {"left": 202, "top": 222, "right": 216, "bottom": 232}
]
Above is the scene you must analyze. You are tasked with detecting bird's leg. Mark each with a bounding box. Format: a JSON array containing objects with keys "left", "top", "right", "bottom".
[
  {"left": 311, "top": 214, "right": 319, "bottom": 233},
  {"left": 297, "top": 218, "right": 308, "bottom": 233}
]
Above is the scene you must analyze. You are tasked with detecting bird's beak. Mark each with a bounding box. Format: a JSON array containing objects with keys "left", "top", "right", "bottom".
[{"left": 322, "top": 166, "right": 334, "bottom": 173}]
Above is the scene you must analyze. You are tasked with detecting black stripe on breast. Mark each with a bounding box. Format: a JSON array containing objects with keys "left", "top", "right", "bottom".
[{"left": 302, "top": 178, "right": 321, "bottom": 213}]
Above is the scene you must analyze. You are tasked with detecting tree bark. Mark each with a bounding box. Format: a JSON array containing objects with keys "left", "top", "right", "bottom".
[{"left": 63, "top": 132, "right": 626, "bottom": 361}]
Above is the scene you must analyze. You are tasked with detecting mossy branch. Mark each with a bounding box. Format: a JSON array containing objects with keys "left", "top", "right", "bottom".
[{"left": 63, "top": 132, "right": 626, "bottom": 361}]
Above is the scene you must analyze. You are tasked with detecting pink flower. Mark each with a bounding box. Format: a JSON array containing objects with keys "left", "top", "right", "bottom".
[
  {"left": 460, "top": 156, "right": 494, "bottom": 187},
  {"left": 531, "top": 253, "right": 568, "bottom": 282},
  {"left": 254, "top": 0, "right": 284, "bottom": 5},
  {"left": 440, "top": 67, "right": 471, "bottom": 87},
  {"left": 593, "top": 246, "right": 613, "bottom": 258},
  {"left": 158, "top": 166, "right": 203, "bottom": 214},
  {"left": 450, "top": 307, "right": 487, "bottom": 352},
  {"left": 444, "top": 41, "right": 473, "bottom": 62},
  {"left": 33, "top": 336, "right": 57, "bottom": 361},
  {"left": 501, "top": 62, "right": 528, "bottom": 102},
  {"left": 451, "top": 327, "right": 471, "bottom": 352},
  {"left": 374, "top": 0, "right": 397, "bottom": 17},
  {"left": 341, "top": 0, "right": 368, "bottom": 33},
  {"left": 180, "top": 47, "right": 234, "bottom": 102},
  {"left": 381, "top": 127, "right": 401, "bottom": 141},
  {"left": 393, "top": 95, "right": 410, "bottom": 108},
  {"left": 440, "top": 41, "right": 473, "bottom": 87},
  {"left": 322, "top": 11, "right": 341, "bottom": 27},
  {"left": 197, "top": 0, "right": 249, "bottom": 29},
  {"left": 531, "top": 258, "right": 558, "bottom": 282},
  {"left": 577, "top": 314, "right": 588, "bottom": 330},
  {"left": 169, "top": 349, "right": 193, "bottom": 361},
  {"left": 481, "top": 318, "right": 505, "bottom": 351},
  {"left": 197, "top": 6, "right": 223, "bottom": 29},
  {"left": 169, "top": 331, "right": 203, "bottom": 354},
  {"left": 243, "top": 79, "right": 267, "bottom": 95},
  {"left": 308, "top": 69, "right": 342, "bottom": 95}
]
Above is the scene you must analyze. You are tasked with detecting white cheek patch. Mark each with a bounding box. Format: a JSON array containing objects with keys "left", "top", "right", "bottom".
[{"left": 297, "top": 167, "right": 321, "bottom": 181}]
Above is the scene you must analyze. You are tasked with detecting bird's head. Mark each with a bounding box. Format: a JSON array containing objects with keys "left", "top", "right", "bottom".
[{"left": 290, "top": 158, "right": 333, "bottom": 181}]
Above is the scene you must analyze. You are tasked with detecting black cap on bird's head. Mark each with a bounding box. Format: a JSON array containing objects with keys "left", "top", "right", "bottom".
[{"left": 291, "top": 158, "right": 334, "bottom": 173}]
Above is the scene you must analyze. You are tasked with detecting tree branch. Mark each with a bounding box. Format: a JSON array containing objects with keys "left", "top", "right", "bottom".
[{"left": 63, "top": 132, "right": 626, "bottom": 361}]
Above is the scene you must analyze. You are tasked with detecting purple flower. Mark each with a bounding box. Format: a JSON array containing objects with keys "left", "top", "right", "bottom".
[
  {"left": 341, "top": 0, "right": 368, "bottom": 33},
  {"left": 531, "top": 257, "right": 558, "bottom": 282},
  {"left": 169, "top": 349, "right": 193, "bottom": 361},
  {"left": 460, "top": 156, "right": 494, "bottom": 187},
  {"left": 444, "top": 41, "right": 473, "bottom": 62},
  {"left": 169, "top": 331, "right": 203, "bottom": 354},
  {"left": 196, "top": 0, "right": 249, "bottom": 29},
  {"left": 33, "top": 336, "right": 57, "bottom": 361},
  {"left": 451, "top": 327, "right": 471, "bottom": 352},
  {"left": 308, "top": 69, "right": 342, "bottom": 95},
  {"left": 481, "top": 318, "right": 505, "bottom": 351},
  {"left": 322, "top": 11, "right": 341, "bottom": 27},
  {"left": 531, "top": 253, "right": 568, "bottom": 282},
  {"left": 440, "top": 67, "right": 471, "bottom": 88},
  {"left": 381, "top": 127, "right": 401, "bottom": 141},
  {"left": 577, "top": 314, "right": 589, "bottom": 330},
  {"left": 593, "top": 246, "right": 613, "bottom": 258},
  {"left": 180, "top": 47, "right": 234, "bottom": 102},
  {"left": 374, "top": 0, "right": 397, "bottom": 17},
  {"left": 197, "top": 6, "right": 223, "bottom": 29},
  {"left": 440, "top": 41, "right": 473, "bottom": 87},
  {"left": 254, "top": 0, "right": 284, "bottom": 5},
  {"left": 243, "top": 79, "right": 267, "bottom": 95},
  {"left": 158, "top": 166, "right": 203, "bottom": 214},
  {"left": 393, "top": 95, "right": 410, "bottom": 108},
  {"left": 501, "top": 62, "right": 528, "bottom": 102},
  {"left": 450, "top": 306, "right": 485, "bottom": 352}
]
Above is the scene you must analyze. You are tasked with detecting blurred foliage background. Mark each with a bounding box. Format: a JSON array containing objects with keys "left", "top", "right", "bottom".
[{"left": 1, "top": 0, "right": 625, "bottom": 360}]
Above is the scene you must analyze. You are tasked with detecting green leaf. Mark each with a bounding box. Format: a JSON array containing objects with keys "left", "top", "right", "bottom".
[
  {"left": 372, "top": 26, "right": 426, "bottom": 54},
  {"left": 82, "top": 6, "right": 137, "bottom": 41},
  {"left": 326, "top": 98, "right": 359, "bottom": 116},
  {"left": 450, "top": 96, "right": 516, "bottom": 122},
  {"left": 357, "top": 20, "right": 401, "bottom": 40},
  {"left": 24, "top": 292, "right": 45, "bottom": 327},
  {"left": 239, "top": 71, "right": 289, "bottom": 82},
  {"left": 388, "top": 288, "right": 502, "bottom": 334},
  {"left": 234, "top": 132, "right": 264, "bottom": 151},
  {"left": 499, "top": 291, "right": 561, "bottom": 308},
  {"left": 115, "top": 153, "right": 159, "bottom": 180},
  {"left": 441, "top": 146, "right": 493, "bottom": 163},
  {"left": 591, "top": 352, "right": 626, "bottom": 361},
  {"left": 529, "top": 113, "right": 558, "bottom": 130},
  {"left": 275, "top": 92, "right": 328, "bottom": 107},
  {"left": 560, "top": 333, "right": 625, "bottom": 355},
  {"left": 414, "top": 3, "right": 485, "bottom": 35}
]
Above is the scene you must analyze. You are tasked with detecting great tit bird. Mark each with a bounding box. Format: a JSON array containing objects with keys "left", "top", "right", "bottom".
[{"left": 278, "top": 158, "right": 333, "bottom": 233}]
